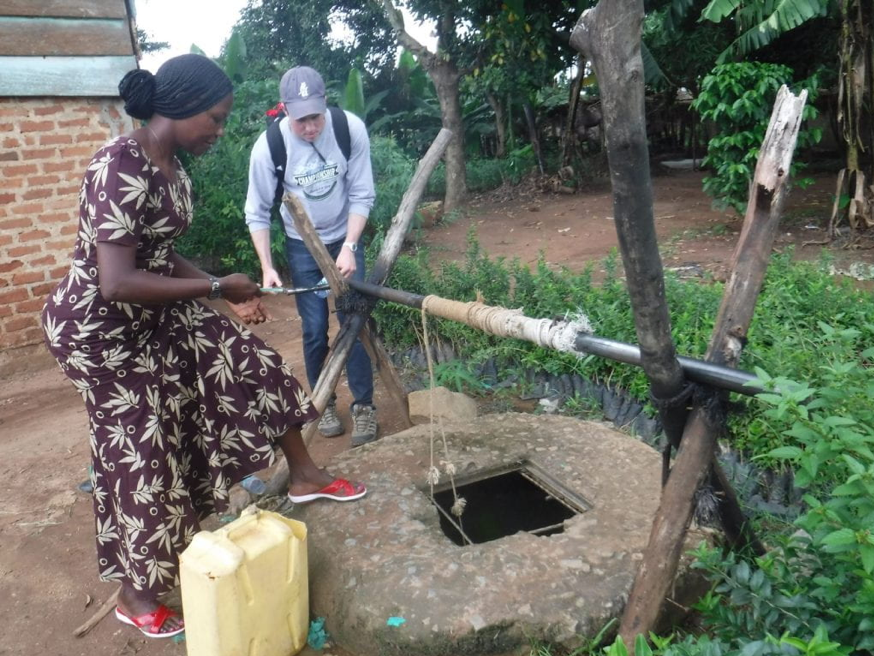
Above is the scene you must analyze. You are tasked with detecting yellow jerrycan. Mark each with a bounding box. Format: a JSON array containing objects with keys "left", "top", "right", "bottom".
[{"left": 179, "top": 508, "right": 308, "bottom": 656}]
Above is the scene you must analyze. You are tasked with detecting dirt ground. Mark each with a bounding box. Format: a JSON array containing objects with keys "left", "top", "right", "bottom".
[{"left": 1, "top": 169, "right": 871, "bottom": 656}]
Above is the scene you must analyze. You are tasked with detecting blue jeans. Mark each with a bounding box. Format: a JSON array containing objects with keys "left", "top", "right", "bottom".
[{"left": 285, "top": 237, "right": 374, "bottom": 408}]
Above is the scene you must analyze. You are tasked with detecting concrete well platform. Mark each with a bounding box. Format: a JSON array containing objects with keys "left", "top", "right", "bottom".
[{"left": 294, "top": 413, "right": 663, "bottom": 656}]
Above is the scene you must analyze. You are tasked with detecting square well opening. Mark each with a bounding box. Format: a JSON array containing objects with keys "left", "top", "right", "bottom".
[{"left": 430, "top": 461, "right": 590, "bottom": 546}]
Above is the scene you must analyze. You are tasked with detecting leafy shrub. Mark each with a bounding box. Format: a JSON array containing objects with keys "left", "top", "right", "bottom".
[
  {"left": 376, "top": 237, "right": 874, "bottom": 445},
  {"left": 692, "top": 62, "right": 821, "bottom": 214},
  {"left": 369, "top": 135, "right": 416, "bottom": 231},
  {"left": 177, "top": 78, "right": 279, "bottom": 278},
  {"left": 426, "top": 144, "right": 541, "bottom": 198},
  {"left": 664, "top": 325, "right": 873, "bottom": 655}
]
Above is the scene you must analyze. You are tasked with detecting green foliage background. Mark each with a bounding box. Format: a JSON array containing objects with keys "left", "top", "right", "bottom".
[{"left": 691, "top": 62, "right": 822, "bottom": 214}]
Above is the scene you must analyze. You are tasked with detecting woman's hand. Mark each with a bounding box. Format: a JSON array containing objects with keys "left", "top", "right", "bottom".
[
  {"left": 226, "top": 297, "right": 272, "bottom": 325},
  {"left": 218, "top": 273, "right": 260, "bottom": 304}
]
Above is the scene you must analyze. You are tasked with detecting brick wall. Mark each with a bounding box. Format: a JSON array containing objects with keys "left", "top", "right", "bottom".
[{"left": 0, "top": 97, "right": 133, "bottom": 356}]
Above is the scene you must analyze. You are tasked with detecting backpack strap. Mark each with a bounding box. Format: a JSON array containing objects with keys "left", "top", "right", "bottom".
[
  {"left": 266, "top": 108, "right": 351, "bottom": 210},
  {"left": 266, "top": 117, "right": 286, "bottom": 207},
  {"left": 329, "top": 106, "right": 351, "bottom": 162}
]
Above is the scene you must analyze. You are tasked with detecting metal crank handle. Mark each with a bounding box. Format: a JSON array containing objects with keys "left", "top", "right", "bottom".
[{"left": 260, "top": 284, "right": 331, "bottom": 296}]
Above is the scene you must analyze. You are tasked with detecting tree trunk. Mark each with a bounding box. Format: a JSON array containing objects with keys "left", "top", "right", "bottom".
[
  {"left": 381, "top": 0, "right": 466, "bottom": 214},
  {"left": 523, "top": 100, "right": 545, "bottom": 174},
  {"left": 830, "top": 0, "right": 874, "bottom": 233},
  {"left": 486, "top": 90, "right": 507, "bottom": 158},
  {"left": 430, "top": 60, "right": 466, "bottom": 213},
  {"left": 562, "top": 55, "right": 586, "bottom": 166}
]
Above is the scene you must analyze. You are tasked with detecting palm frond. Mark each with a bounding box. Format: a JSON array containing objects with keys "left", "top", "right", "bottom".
[
  {"left": 712, "top": 0, "right": 827, "bottom": 62},
  {"left": 702, "top": 0, "right": 745, "bottom": 23},
  {"left": 642, "top": 41, "right": 672, "bottom": 89}
]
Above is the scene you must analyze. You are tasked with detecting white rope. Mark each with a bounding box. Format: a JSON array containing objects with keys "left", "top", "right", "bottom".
[{"left": 421, "top": 295, "right": 594, "bottom": 356}]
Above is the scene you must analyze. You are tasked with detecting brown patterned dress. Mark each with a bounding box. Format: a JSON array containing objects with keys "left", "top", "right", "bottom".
[{"left": 41, "top": 137, "right": 318, "bottom": 596}]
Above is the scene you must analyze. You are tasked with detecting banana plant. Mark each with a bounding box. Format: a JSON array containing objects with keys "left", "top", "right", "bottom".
[{"left": 701, "top": 0, "right": 829, "bottom": 63}]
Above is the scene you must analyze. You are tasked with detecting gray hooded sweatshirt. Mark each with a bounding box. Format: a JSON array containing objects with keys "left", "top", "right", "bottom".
[{"left": 244, "top": 109, "right": 375, "bottom": 244}]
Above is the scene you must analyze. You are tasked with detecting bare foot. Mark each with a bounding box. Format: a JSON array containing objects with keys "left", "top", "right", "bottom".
[{"left": 287, "top": 466, "right": 336, "bottom": 498}]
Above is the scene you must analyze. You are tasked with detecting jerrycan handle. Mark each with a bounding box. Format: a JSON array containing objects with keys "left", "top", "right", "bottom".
[{"left": 224, "top": 509, "right": 294, "bottom": 543}]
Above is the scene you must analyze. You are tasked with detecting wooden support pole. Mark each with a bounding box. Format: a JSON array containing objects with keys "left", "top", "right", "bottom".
[
  {"left": 571, "top": 0, "right": 763, "bottom": 591},
  {"left": 361, "top": 324, "right": 413, "bottom": 431},
  {"left": 618, "top": 86, "right": 809, "bottom": 644},
  {"left": 369, "top": 129, "right": 454, "bottom": 285},
  {"left": 571, "top": 0, "right": 688, "bottom": 461},
  {"left": 293, "top": 127, "right": 451, "bottom": 446},
  {"left": 261, "top": 129, "right": 451, "bottom": 496},
  {"left": 284, "top": 193, "right": 349, "bottom": 298}
]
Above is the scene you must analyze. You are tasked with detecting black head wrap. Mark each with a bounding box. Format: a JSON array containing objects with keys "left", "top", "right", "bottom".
[{"left": 118, "top": 54, "right": 233, "bottom": 121}]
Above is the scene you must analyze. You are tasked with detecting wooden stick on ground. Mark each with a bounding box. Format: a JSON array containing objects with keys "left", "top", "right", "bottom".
[
  {"left": 73, "top": 586, "right": 120, "bottom": 637},
  {"left": 618, "top": 86, "right": 808, "bottom": 645}
]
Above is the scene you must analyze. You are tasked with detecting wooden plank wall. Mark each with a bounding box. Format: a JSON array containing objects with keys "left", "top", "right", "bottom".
[
  {"left": 0, "top": 18, "right": 133, "bottom": 56},
  {"left": 0, "top": 0, "right": 136, "bottom": 97},
  {"left": 0, "top": 0, "right": 126, "bottom": 19},
  {"left": 0, "top": 56, "right": 138, "bottom": 96}
]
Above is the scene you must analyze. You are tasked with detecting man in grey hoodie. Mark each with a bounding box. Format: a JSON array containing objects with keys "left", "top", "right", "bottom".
[{"left": 244, "top": 66, "right": 378, "bottom": 447}]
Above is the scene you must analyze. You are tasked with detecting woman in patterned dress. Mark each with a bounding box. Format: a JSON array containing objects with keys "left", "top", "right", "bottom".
[{"left": 41, "top": 54, "right": 366, "bottom": 639}]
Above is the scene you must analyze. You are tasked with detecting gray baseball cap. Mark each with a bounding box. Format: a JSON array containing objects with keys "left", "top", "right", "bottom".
[{"left": 280, "top": 66, "right": 327, "bottom": 119}]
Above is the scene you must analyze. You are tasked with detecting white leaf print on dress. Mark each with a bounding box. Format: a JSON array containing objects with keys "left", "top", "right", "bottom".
[
  {"left": 102, "top": 343, "right": 132, "bottom": 371},
  {"left": 98, "top": 200, "right": 137, "bottom": 241},
  {"left": 71, "top": 283, "right": 99, "bottom": 314},
  {"left": 117, "top": 171, "right": 150, "bottom": 209},
  {"left": 70, "top": 377, "right": 95, "bottom": 406},
  {"left": 102, "top": 382, "right": 141, "bottom": 415},
  {"left": 205, "top": 337, "right": 237, "bottom": 390},
  {"left": 95, "top": 515, "right": 119, "bottom": 545},
  {"left": 118, "top": 441, "right": 146, "bottom": 471},
  {"left": 88, "top": 151, "right": 115, "bottom": 188},
  {"left": 43, "top": 315, "right": 66, "bottom": 349},
  {"left": 146, "top": 557, "right": 175, "bottom": 588}
]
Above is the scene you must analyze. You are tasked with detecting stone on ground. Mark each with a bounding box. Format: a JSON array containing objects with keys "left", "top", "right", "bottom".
[{"left": 407, "top": 386, "right": 478, "bottom": 424}]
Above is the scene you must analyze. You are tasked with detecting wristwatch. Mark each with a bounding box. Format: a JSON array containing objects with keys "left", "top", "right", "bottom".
[
  {"left": 207, "top": 277, "right": 222, "bottom": 300},
  {"left": 343, "top": 241, "right": 358, "bottom": 252}
]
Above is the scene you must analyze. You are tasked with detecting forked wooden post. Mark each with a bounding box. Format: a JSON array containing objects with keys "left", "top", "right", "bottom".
[
  {"left": 571, "top": 0, "right": 691, "bottom": 482},
  {"left": 618, "top": 87, "right": 808, "bottom": 643},
  {"left": 285, "top": 199, "right": 412, "bottom": 440},
  {"left": 262, "top": 129, "right": 451, "bottom": 496},
  {"left": 572, "top": 0, "right": 764, "bottom": 555}
]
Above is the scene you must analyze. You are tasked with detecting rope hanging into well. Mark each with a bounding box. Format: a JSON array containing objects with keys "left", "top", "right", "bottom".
[
  {"left": 415, "top": 294, "right": 596, "bottom": 546},
  {"left": 420, "top": 295, "right": 593, "bottom": 354},
  {"left": 420, "top": 306, "right": 470, "bottom": 544}
]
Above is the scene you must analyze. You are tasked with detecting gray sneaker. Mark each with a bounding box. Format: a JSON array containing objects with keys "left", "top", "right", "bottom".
[
  {"left": 351, "top": 404, "right": 378, "bottom": 447},
  {"left": 318, "top": 401, "right": 344, "bottom": 437}
]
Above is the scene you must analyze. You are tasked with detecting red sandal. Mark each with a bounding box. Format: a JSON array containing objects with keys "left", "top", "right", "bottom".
[
  {"left": 287, "top": 478, "right": 367, "bottom": 504},
  {"left": 115, "top": 604, "right": 185, "bottom": 639}
]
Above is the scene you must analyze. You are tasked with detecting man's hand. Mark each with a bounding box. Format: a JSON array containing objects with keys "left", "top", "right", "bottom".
[
  {"left": 335, "top": 247, "right": 357, "bottom": 279},
  {"left": 261, "top": 267, "right": 283, "bottom": 289},
  {"left": 226, "top": 297, "right": 273, "bottom": 325}
]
